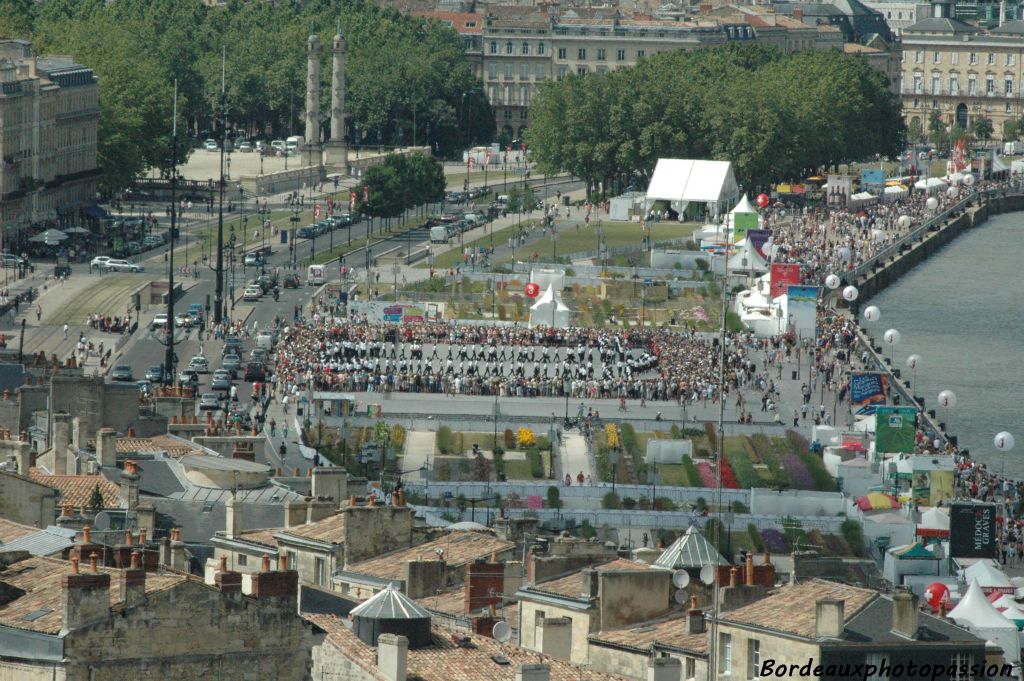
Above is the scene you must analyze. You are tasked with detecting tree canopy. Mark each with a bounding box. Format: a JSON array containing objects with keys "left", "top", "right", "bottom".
[
  {"left": 9, "top": 0, "right": 489, "bottom": 190},
  {"left": 526, "top": 44, "right": 905, "bottom": 194},
  {"left": 359, "top": 153, "right": 445, "bottom": 219}
]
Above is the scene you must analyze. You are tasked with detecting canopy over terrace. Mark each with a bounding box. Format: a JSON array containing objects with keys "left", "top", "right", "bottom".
[{"left": 645, "top": 159, "right": 740, "bottom": 220}]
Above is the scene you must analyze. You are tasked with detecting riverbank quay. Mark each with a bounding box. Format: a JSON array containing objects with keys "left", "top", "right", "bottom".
[{"left": 831, "top": 186, "right": 1024, "bottom": 451}]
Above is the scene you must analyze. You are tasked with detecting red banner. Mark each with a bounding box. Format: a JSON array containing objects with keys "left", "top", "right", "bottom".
[
  {"left": 349, "top": 191, "right": 356, "bottom": 210},
  {"left": 769, "top": 263, "right": 801, "bottom": 299},
  {"left": 327, "top": 198, "right": 334, "bottom": 216},
  {"left": 313, "top": 203, "right": 321, "bottom": 219},
  {"left": 952, "top": 139, "right": 967, "bottom": 172},
  {"left": 485, "top": 150, "right": 492, "bottom": 163},
  {"left": 362, "top": 185, "right": 369, "bottom": 203},
  {"left": 468, "top": 158, "right": 475, "bottom": 169}
]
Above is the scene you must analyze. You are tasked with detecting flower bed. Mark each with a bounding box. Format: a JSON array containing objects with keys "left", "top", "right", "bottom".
[
  {"left": 719, "top": 457, "right": 741, "bottom": 489},
  {"left": 760, "top": 528, "right": 790, "bottom": 553},
  {"left": 696, "top": 461, "right": 717, "bottom": 487}
]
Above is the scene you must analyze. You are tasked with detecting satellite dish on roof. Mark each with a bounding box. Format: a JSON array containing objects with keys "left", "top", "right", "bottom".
[
  {"left": 700, "top": 564, "right": 716, "bottom": 586},
  {"left": 93, "top": 511, "right": 112, "bottom": 531},
  {"left": 492, "top": 621, "right": 512, "bottom": 643},
  {"left": 672, "top": 570, "right": 691, "bottom": 589},
  {"left": 674, "top": 590, "right": 690, "bottom": 606}
]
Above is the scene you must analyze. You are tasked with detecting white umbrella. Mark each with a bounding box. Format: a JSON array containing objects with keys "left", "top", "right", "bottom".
[{"left": 29, "top": 228, "right": 68, "bottom": 243}]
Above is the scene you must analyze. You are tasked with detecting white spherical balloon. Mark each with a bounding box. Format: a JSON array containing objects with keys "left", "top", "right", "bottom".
[
  {"left": 947, "top": 186, "right": 958, "bottom": 198},
  {"left": 871, "top": 228, "right": 886, "bottom": 243},
  {"left": 934, "top": 439, "right": 943, "bottom": 449},
  {"left": 963, "top": 173, "right": 976, "bottom": 186},
  {"left": 898, "top": 215, "right": 913, "bottom": 229},
  {"left": 824, "top": 274, "right": 840, "bottom": 290},
  {"left": 837, "top": 246, "right": 852, "bottom": 262},
  {"left": 994, "top": 432, "right": 1015, "bottom": 452},
  {"left": 926, "top": 197, "right": 939, "bottom": 210},
  {"left": 906, "top": 354, "right": 920, "bottom": 370},
  {"left": 842, "top": 285, "right": 859, "bottom": 302},
  {"left": 937, "top": 390, "right": 957, "bottom": 409},
  {"left": 883, "top": 328, "right": 901, "bottom": 345},
  {"left": 863, "top": 305, "right": 880, "bottom": 322}
]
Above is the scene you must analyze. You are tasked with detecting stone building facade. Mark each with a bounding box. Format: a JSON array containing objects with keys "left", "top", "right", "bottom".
[{"left": 0, "top": 40, "right": 99, "bottom": 246}]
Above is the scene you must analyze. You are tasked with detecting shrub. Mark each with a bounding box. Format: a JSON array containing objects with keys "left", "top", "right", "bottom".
[
  {"left": 536, "top": 435, "right": 551, "bottom": 451},
  {"left": 517, "top": 427, "right": 536, "bottom": 448},
  {"left": 546, "top": 486, "right": 562, "bottom": 509},
  {"left": 390, "top": 424, "right": 406, "bottom": 450},
  {"left": 670, "top": 424, "right": 682, "bottom": 439},
  {"left": 492, "top": 449, "right": 506, "bottom": 479},
  {"left": 841, "top": 519, "right": 866, "bottom": 556},
  {"left": 638, "top": 496, "right": 651, "bottom": 511},
  {"left": 602, "top": 491, "right": 622, "bottom": 509},
  {"left": 731, "top": 500, "right": 749, "bottom": 514},
  {"left": 580, "top": 519, "right": 596, "bottom": 539},
  {"left": 492, "top": 445, "right": 504, "bottom": 456},
  {"left": 620, "top": 423, "right": 638, "bottom": 454},
  {"left": 747, "top": 523, "right": 765, "bottom": 552},
  {"left": 452, "top": 431, "right": 464, "bottom": 455},
  {"left": 760, "top": 528, "right": 789, "bottom": 553},
  {"left": 437, "top": 426, "right": 453, "bottom": 454},
  {"left": 504, "top": 428, "right": 516, "bottom": 450},
  {"left": 655, "top": 497, "right": 677, "bottom": 511},
  {"left": 695, "top": 496, "right": 708, "bottom": 511},
  {"left": 622, "top": 496, "right": 637, "bottom": 510},
  {"left": 527, "top": 446, "right": 544, "bottom": 478},
  {"left": 725, "top": 449, "right": 758, "bottom": 488}
]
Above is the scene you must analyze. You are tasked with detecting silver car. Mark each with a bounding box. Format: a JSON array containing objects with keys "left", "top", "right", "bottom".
[
  {"left": 105, "top": 259, "right": 143, "bottom": 273},
  {"left": 198, "top": 392, "right": 221, "bottom": 411}
]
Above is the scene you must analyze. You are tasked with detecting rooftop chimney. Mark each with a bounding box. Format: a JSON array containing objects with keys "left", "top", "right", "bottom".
[
  {"left": 120, "top": 550, "right": 146, "bottom": 606},
  {"left": 120, "top": 459, "right": 140, "bottom": 511},
  {"left": 62, "top": 556, "right": 112, "bottom": 630},
  {"left": 516, "top": 664, "right": 551, "bottom": 681},
  {"left": 51, "top": 412, "right": 71, "bottom": 475},
  {"left": 745, "top": 553, "right": 754, "bottom": 586},
  {"left": 14, "top": 440, "right": 30, "bottom": 477},
  {"left": 686, "top": 596, "right": 706, "bottom": 635},
  {"left": 892, "top": 590, "right": 919, "bottom": 639},
  {"left": 378, "top": 633, "right": 409, "bottom": 681},
  {"left": 647, "top": 657, "right": 682, "bottom": 681},
  {"left": 284, "top": 499, "right": 308, "bottom": 528},
  {"left": 815, "top": 599, "right": 844, "bottom": 638},
  {"left": 538, "top": 617, "right": 572, "bottom": 660},
  {"left": 581, "top": 568, "right": 599, "bottom": 598},
  {"left": 793, "top": 6, "right": 803, "bottom": 21},
  {"left": 168, "top": 527, "right": 186, "bottom": 572},
  {"left": 215, "top": 554, "right": 242, "bottom": 595},
  {"left": 226, "top": 493, "right": 241, "bottom": 538},
  {"left": 96, "top": 428, "right": 117, "bottom": 467}
]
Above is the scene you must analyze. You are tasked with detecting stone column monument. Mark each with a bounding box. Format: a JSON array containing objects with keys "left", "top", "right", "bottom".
[
  {"left": 302, "top": 32, "right": 323, "bottom": 167},
  {"left": 324, "top": 27, "right": 349, "bottom": 169}
]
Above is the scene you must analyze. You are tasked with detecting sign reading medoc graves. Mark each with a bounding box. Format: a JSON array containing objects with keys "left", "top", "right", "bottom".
[{"left": 950, "top": 503, "right": 997, "bottom": 558}]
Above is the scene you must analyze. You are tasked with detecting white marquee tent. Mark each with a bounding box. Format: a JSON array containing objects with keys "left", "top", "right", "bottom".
[
  {"left": 727, "top": 238, "right": 767, "bottom": 274},
  {"left": 646, "top": 159, "right": 740, "bottom": 219},
  {"left": 914, "top": 177, "right": 948, "bottom": 193},
  {"left": 529, "top": 284, "right": 571, "bottom": 329},
  {"left": 947, "top": 579, "right": 1019, "bottom": 668}
]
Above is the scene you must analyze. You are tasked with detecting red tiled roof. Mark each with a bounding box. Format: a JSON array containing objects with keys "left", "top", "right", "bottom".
[
  {"left": 116, "top": 435, "right": 203, "bottom": 458},
  {"left": 347, "top": 532, "right": 514, "bottom": 581},
  {"left": 278, "top": 513, "right": 345, "bottom": 544},
  {"left": 412, "top": 11, "right": 484, "bottom": 34},
  {"left": 717, "top": 579, "right": 877, "bottom": 639},
  {"left": 235, "top": 528, "right": 280, "bottom": 549},
  {"left": 307, "top": 614, "right": 625, "bottom": 681},
  {"left": 0, "top": 517, "right": 38, "bottom": 543},
  {"left": 591, "top": 613, "right": 708, "bottom": 654},
  {"left": 0, "top": 556, "right": 187, "bottom": 634},
  {"left": 532, "top": 558, "right": 653, "bottom": 598},
  {"left": 29, "top": 469, "right": 120, "bottom": 509}
]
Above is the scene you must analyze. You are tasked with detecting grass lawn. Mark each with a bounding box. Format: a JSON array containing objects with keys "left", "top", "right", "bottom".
[
  {"left": 657, "top": 464, "right": 691, "bottom": 486},
  {"left": 493, "top": 221, "right": 699, "bottom": 264},
  {"left": 503, "top": 459, "right": 534, "bottom": 480},
  {"left": 421, "top": 219, "right": 545, "bottom": 269}
]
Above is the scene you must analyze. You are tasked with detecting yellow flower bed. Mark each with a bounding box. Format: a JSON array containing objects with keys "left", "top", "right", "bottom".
[
  {"left": 517, "top": 427, "right": 536, "bottom": 448},
  {"left": 605, "top": 424, "right": 620, "bottom": 450}
]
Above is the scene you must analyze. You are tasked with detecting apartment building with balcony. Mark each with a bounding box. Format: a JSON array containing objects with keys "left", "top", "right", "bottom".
[
  {"left": 900, "top": 0, "right": 1024, "bottom": 136},
  {"left": 0, "top": 40, "right": 100, "bottom": 245}
]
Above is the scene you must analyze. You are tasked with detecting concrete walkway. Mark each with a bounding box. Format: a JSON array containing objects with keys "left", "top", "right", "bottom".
[
  {"left": 401, "top": 430, "right": 435, "bottom": 481},
  {"left": 556, "top": 432, "right": 594, "bottom": 485}
]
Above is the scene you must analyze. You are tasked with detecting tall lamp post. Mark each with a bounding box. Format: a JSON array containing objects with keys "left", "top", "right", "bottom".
[
  {"left": 214, "top": 48, "right": 228, "bottom": 326},
  {"left": 163, "top": 82, "right": 182, "bottom": 385},
  {"left": 289, "top": 208, "right": 300, "bottom": 269}
]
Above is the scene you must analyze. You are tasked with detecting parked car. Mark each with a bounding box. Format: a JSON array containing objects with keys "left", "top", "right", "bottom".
[
  {"left": 243, "top": 362, "right": 266, "bottom": 382},
  {"left": 237, "top": 141, "right": 253, "bottom": 153},
  {"left": 105, "top": 259, "right": 143, "bottom": 273},
  {"left": 145, "top": 365, "right": 165, "bottom": 383},
  {"left": 110, "top": 365, "right": 134, "bottom": 382},
  {"left": 282, "top": 274, "right": 300, "bottom": 289},
  {"left": 204, "top": 139, "right": 218, "bottom": 151},
  {"left": 90, "top": 256, "right": 112, "bottom": 271},
  {"left": 198, "top": 392, "right": 221, "bottom": 411},
  {"left": 210, "top": 370, "right": 233, "bottom": 391},
  {"left": 178, "top": 369, "right": 199, "bottom": 388},
  {"left": 188, "top": 356, "right": 210, "bottom": 374},
  {"left": 242, "top": 286, "right": 263, "bottom": 302}
]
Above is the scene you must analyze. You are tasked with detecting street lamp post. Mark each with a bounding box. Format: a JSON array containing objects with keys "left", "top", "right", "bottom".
[{"left": 214, "top": 50, "right": 227, "bottom": 326}]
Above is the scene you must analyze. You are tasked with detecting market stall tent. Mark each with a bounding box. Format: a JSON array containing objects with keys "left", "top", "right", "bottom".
[{"left": 528, "top": 284, "right": 571, "bottom": 329}]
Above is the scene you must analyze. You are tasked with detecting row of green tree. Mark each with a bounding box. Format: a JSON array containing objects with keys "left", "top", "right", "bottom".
[
  {"left": 0, "top": 0, "right": 492, "bottom": 190},
  {"left": 526, "top": 44, "right": 905, "bottom": 194},
  {"left": 357, "top": 153, "right": 445, "bottom": 220}
]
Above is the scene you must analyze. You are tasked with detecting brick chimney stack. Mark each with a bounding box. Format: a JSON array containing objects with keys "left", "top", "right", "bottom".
[
  {"left": 168, "top": 527, "right": 186, "bottom": 572},
  {"left": 120, "top": 459, "right": 140, "bottom": 511},
  {"left": 70, "top": 526, "right": 102, "bottom": 566},
  {"left": 215, "top": 554, "right": 242, "bottom": 596},
  {"left": 62, "top": 553, "right": 112, "bottom": 630},
  {"left": 120, "top": 550, "right": 146, "bottom": 606}
]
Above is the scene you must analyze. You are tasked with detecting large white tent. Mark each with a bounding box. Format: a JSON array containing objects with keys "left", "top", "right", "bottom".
[
  {"left": 727, "top": 238, "right": 767, "bottom": 274},
  {"left": 963, "top": 561, "right": 1014, "bottom": 593},
  {"left": 529, "top": 284, "right": 571, "bottom": 329},
  {"left": 992, "top": 150, "right": 1009, "bottom": 176},
  {"left": 914, "top": 177, "right": 948, "bottom": 193},
  {"left": 882, "top": 185, "right": 908, "bottom": 202},
  {"left": 948, "top": 579, "right": 1019, "bottom": 668},
  {"left": 646, "top": 159, "right": 740, "bottom": 219}
]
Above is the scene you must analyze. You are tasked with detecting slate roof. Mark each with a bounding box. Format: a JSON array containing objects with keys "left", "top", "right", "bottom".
[
  {"left": 346, "top": 532, "right": 514, "bottom": 581},
  {"left": 903, "top": 16, "right": 976, "bottom": 33},
  {"left": 0, "top": 365, "right": 26, "bottom": 392},
  {"left": 843, "top": 596, "right": 982, "bottom": 644},
  {"left": 146, "top": 497, "right": 289, "bottom": 544},
  {"left": 0, "top": 526, "right": 75, "bottom": 557},
  {"left": 590, "top": 613, "right": 708, "bottom": 654},
  {"left": 653, "top": 525, "right": 728, "bottom": 570},
  {"left": 279, "top": 513, "right": 346, "bottom": 544},
  {"left": 307, "top": 614, "right": 626, "bottom": 681},
  {"left": 133, "top": 459, "right": 185, "bottom": 497},
  {"left": 116, "top": 435, "right": 204, "bottom": 458},
  {"left": 0, "top": 518, "right": 38, "bottom": 543},
  {"left": 29, "top": 469, "right": 120, "bottom": 509},
  {"left": 531, "top": 558, "right": 653, "bottom": 599},
  {"left": 990, "top": 19, "right": 1024, "bottom": 33},
  {"left": 715, "top": 579, "right": 877, "bottom": 639},
  {"left": 0, "top": 556, "right": 186, "bottom": 634}
]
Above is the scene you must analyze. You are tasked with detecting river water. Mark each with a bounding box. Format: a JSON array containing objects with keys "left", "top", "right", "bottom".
[{"left": 869, "top": 211, "right": 1022, "bottom": 478}]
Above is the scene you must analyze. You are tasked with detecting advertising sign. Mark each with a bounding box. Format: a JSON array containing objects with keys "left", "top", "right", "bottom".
[
  {"left": 747, "top": 229, "right": 772, "bottom": 259},
  {"left": 769, "top": 263, "right": 800, "bottom": 299},
  {"left": 850, "top": 371, "right": 889, "bottom": 407},
  {"left": 733, "top": 212, "right": 758, "bottom": 241},
  {"left": 786, "top": 285, "right": 818, "bottom": 339},
  {"left": 952, "top": 139, "right": 967, "bottom": 172},
  {"left": 314, "top": 203, "right": 321, "bottom": 219},
  {"left": 875, "top": 406, "right": 917, "bottom": 453},
  {"left": 950, "top": 502, "right": 997, "bottom": 558},
  {"left": 860, "top": 169, "right": 885, "bottom": 188}
]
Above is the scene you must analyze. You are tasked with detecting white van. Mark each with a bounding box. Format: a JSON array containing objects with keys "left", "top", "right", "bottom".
[
  {"left": 286, "top": 135, "right": 304, "bottom": 153},
  {"left": 307, "top": 264, "right": 326, "bottom": 286},
  {"left": 1004, "top": 141, "right": 1021, "bottom": 156},
  {"left": 254, "top": 331, "right": 274, "bottom": 352}
]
